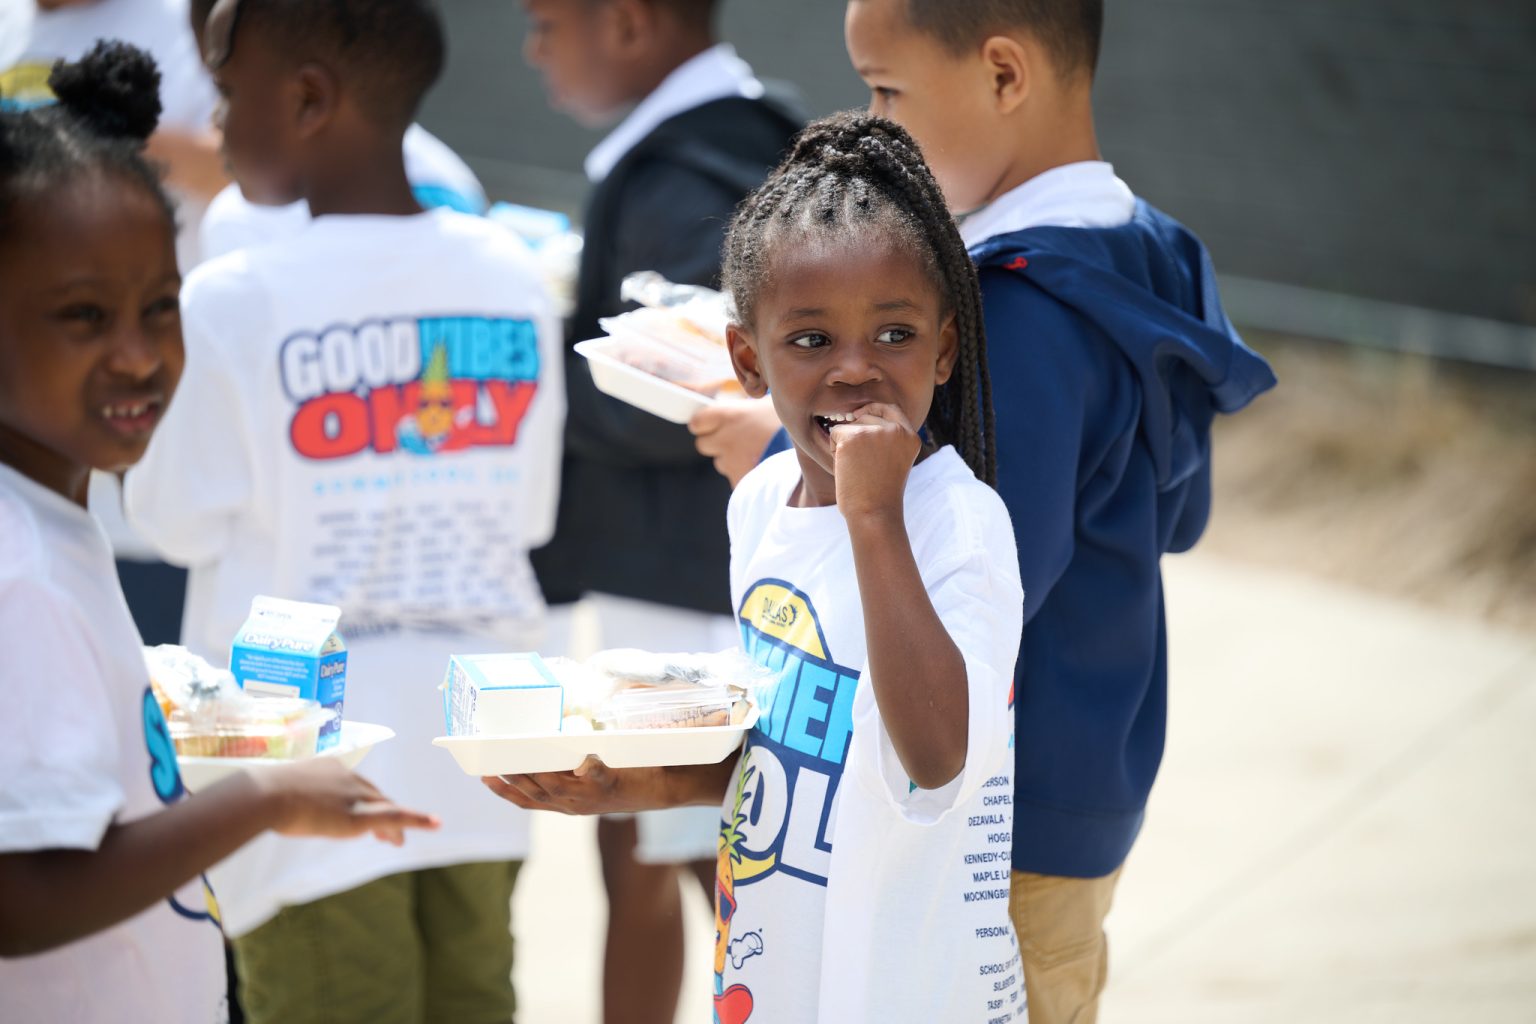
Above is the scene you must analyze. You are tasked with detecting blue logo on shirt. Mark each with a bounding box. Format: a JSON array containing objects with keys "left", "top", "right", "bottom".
[
  {"left": 722, "top": 581, "right": 859, "bottom": 891},
  {"left": 141, "top": 688, "right": 184, "bottom": 804}
]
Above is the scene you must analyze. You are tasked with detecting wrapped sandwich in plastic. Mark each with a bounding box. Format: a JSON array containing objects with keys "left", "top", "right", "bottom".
[{"left": 569, "top": 649, "right": 772, "bottom": 731}]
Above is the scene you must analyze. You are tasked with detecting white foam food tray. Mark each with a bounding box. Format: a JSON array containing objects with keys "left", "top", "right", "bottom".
[
  {"left": 574, "top": 336, "right": 718, "bottom": 424},
  {"left": 177, "top": 721, "right": 395, "bottom": 793},
  {"left": 433, "top": 707, "right": 758, "bottom": 777}
]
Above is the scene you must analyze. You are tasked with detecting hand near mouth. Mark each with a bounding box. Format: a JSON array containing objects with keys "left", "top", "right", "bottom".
[{"left": 828, "top": 402, "right": 921, "bottom": 520}]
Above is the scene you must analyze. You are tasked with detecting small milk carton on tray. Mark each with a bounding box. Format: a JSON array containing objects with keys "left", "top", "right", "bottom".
[
  {"left": 230, "top": 597, "right": 348, "bottom": 750},
  {"left": 443, "top": 653, "right": 564, "bottom": 736}
]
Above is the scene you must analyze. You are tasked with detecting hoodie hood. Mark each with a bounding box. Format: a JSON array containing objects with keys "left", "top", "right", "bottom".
[{"left": 969, "top": 200, "right": 1276, "bottom": 490}]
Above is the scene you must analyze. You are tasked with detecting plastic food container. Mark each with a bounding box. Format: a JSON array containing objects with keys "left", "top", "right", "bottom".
[
  {"left": 178, "top": 721, "right": 396, "bottom": 792},
  {"left": 575, "top": 337, "right": 722, "bottom": 424},
  {"left": 169, "top": 699, "right": 334, "bottom": 759},
  {"left": 596, "top": 683, "right": 743, "bottom": 730}
]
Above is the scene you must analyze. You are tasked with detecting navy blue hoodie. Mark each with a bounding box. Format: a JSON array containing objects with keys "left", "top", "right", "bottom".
[{"left": 970, "top": 200, "right": 1275, "bottom": 877}]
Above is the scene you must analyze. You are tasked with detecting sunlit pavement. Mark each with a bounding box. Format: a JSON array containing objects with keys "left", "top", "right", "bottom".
[{"left": 507, "top": 551, "right": 1536, "bottom": 1022}]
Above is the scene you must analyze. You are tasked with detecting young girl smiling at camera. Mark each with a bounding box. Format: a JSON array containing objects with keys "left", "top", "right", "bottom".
[
  {"left": 487, "top": 112, "right": 1027, "bottom": 1024},
  {"left": 0, "top": 43, "right": 434, "bottom": 1024}
]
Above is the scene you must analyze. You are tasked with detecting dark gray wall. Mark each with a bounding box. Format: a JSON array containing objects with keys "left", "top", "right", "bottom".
[
  {"left": 421, "top": 1, "right": 1536, "bottom": 329},
  {"left": 419, "top": 1, "right": 864, "bottom": 214}
]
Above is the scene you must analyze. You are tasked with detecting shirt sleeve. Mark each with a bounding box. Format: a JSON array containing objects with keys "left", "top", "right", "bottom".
[
  {"left": 125, "top": 271, "right": 258, "bottom": 566},
  {"left": 0, "top": 576, "right": 124, "bottom": 853},
  {"left": 522, "top": 304, "right": 567, "bottom": 548},
  {"left": 849, "top": 489, "right": 1024, "bottom": 826}
]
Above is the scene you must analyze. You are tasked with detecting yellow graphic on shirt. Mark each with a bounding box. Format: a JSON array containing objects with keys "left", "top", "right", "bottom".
[
  {"left": 414, "top": 341, "right": 456, "bottom": 440},
  {"left": 0, "top": 62, "right": 57, "bottom": 111},
  {"left": 739, "top": 583, "right": 826, "bottom": 661},
  {"left": 714, "top": 760, "right": 762, "bottom": 1022},
  {"left": 202, "top": 877, "right": 223, "bottom": 927}
]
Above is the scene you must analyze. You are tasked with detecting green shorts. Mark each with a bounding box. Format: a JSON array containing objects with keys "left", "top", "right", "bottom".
[{"left": 232, "top": 861, "right": 521, "bottom": 1024}]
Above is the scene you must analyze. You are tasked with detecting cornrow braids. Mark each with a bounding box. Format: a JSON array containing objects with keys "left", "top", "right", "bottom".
[
  {"left": 0, "top": 41, "right": 175, "bottom": 239},
  {"left": 723, "top": 112, "right": 996, "bottom": 486}
]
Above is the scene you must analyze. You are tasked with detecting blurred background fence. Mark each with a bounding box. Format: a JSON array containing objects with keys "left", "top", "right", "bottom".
[{"left": 422, "top": 0, "right": 1536, "bottom": 368}]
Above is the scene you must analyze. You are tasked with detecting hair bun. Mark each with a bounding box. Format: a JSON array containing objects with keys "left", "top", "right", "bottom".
[
  {"left": 48, "top": 40, "right": 163, "bottom": 144},
  {"left": 786, "top": 111, "right": 922, "bottom": 174}
]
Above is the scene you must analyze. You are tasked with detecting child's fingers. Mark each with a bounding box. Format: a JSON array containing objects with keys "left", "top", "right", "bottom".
[
  {"left": 844, "top": 402, "right": 912, "bottom": 430},
  {"left": 349, "top": 801, "right": 439, "bottom": 832},
  {"left": 572, "top": 755, "right": 609, "bottom": 779},
  {"left": 687, "top": 405, "right": 725, "bottom": 435},
  {"left": 350, "top": 774, "right": 387, "bottom": 802},
  {"left": 481, "top": 775, "right": 535, "bottom": 807},
  {"left": 370, "top": 825, "right": 406, "bottom": 847},
  {"left": 481, "top": 774, "right": 552, "bottom": 809}
]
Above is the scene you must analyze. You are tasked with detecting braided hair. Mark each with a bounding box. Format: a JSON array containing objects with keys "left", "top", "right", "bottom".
[
  {"left": 0, "top": 41, "right": 174, "bottom": 240},
  {"left": 722, "top": 112, "right": 996, "bottom": 486}
]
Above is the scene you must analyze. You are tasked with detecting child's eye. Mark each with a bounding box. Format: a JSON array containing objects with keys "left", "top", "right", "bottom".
[
  {"left": 872, "top": 86, "right": 899, "bottom": 104},
  {"left": 58, "top": 303, "right": 107, "bottom": 327},
  {"left": 876, "top": 328, "right": 913, "bottom": 345},
  {"left": 789, "top": 332, "right": 830, "bottom": 349},
  {"left": 145, "top": 296, "right": 181, "bottom": 319}
]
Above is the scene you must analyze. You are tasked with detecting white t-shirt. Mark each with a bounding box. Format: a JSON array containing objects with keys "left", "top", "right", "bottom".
[
  {"left": 199, "top": 125, "right": 489, "bottom": 262},
  {"left": 717, "top": 448, "right": 1026, "bottom": 1024},
  {"left": 0, "top": 463, "right": 226, "bottom": 1024},
  {"left": 2, "top": 0, "right": 220, "bottom": 268},
  {"left": 125, "top": 209, "right": 564, "bottom": 935},
  {"left": 1, "top": 0, "right": 215, "bottom": 131}
]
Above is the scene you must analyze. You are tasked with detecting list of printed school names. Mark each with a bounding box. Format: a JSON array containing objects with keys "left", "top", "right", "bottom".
[
  {"left": 305, "top": 499, "right": 533, "bottom": 619},
  {"left": 966, "top": 773, "right": 1022, "bottom": 1024}
]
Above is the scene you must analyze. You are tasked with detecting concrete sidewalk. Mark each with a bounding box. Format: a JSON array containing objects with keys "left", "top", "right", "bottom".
[
  {"left": 1102, "top": 555, "right": 1536, "bottom": 1023},
  {"left": 506, "top": 552, "right": 1536, "bottom": 1022}
]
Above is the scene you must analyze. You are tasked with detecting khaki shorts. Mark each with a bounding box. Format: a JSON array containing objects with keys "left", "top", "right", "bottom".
[
  {"left": 1009, "top": 867, "right": 1123, "bottom": 1024},
  {"left": 233, "top": 861, "right": 521, "bottom": 1024}
]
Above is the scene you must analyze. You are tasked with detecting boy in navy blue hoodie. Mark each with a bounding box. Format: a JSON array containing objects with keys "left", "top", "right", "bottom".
[{"left": 841, "top": 2, "right": 1277, "bottom": 1020}]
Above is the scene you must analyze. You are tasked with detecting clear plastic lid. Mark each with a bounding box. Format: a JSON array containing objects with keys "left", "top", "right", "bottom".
[
  {"left": 146, "top": 644, "right": 335, "bottom": 759},
  {"left": 169, "top": 701, "right": 333, "bottom": 759},
  {"left": 581, "top": 649, "right": 770, "bottom": 731}
]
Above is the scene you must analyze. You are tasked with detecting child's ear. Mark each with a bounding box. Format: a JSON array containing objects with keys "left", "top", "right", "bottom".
[
  {"left": 726, "top": 322, "right": 769, "bottom": 399},
  {"left": 608, "top": 0, "right": 656, "bottom": 53},
  {"left": 294, "top": 63, "right": 338, "bottom": 139},
  {"left": 934, "top": 312, "right": 959, "bottom": 387},
  {"left": 980, "top": 35, "right": 1031, "bottom": 115}
]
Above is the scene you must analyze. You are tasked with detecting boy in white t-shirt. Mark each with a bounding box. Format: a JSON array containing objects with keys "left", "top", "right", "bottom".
[
  {"left": 487, "top": 114, "right": 1026, "bottom": 1022},
  {"left": 0, "top": 41, "right": 434, "bottom": 1024},
  {"left": 125, "top": 2, "right": 564, "bottom": 1020}
]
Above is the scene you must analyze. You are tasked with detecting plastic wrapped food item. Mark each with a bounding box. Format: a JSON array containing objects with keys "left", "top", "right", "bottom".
[
  {"left": 596, "top": 273, "right": 744, "bottom": 400},
  {"left": 581, "top": 649, "right": 770, "bottom": 731},
  {"left": 597, "top": 686, "right": 747, "bottom": 730},
  {"left": 144, "top": 645, "right": 334, "bottom": 759},
  {"left": 620, "top": 271, "right": 730, "bottom": 338}
]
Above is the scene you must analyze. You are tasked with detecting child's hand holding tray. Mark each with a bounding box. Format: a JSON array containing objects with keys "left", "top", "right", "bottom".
[{"left": 433, "top": 708, "right": 757, "bottom": 777}]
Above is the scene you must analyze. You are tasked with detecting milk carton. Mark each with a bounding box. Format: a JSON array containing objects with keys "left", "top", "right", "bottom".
[
  {"left": 231, "top": 597, "right": 347, "bottom": 750},
  {"left": 442, "top": 653, "right": 563, "bottom": 736}
]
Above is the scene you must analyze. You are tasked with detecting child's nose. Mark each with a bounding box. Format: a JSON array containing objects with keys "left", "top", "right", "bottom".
[
  {"left": 827, "top": 345, "right": 881, "bottom": 387},
  {"left": 107, "top": 326, "right": 164, "bottom": 379}
]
